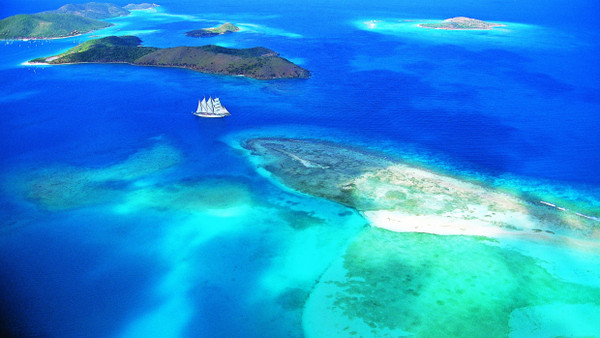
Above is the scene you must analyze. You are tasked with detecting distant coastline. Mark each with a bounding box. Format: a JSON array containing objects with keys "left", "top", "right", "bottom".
[
  {"left": 0, "top": 2, "right": 157, "bottom": 40},
  {"left": 7, "top": 32, "right": 87, "bottom": 42}
]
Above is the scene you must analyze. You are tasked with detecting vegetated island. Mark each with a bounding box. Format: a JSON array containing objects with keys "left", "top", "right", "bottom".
[
  {"left": 0, "top": 13, "right": 112, "bottom": 40},
  {"left": 0, "top": 2, "right": 155, "bottom": 40},
  {"left": 51, "top": 2, "right": 129, "bottom": 19},
  {"left": 29, "top": 35, "right": 311, "bottom": 80},
  {"left": 419, "top": 16, "right": 505, "bottom": 30},
  {"left": 186, "top": 23, "right": 240, "bottom": 38}
]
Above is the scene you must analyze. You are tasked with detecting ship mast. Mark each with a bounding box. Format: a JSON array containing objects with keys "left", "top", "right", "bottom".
[
  {"left": 192, "top": 96, "right": 230, "bottom": 117},
  {"left": 207, "top": 97, "right": 215, "bottom": 114},
  {"left": 197, "top": 97, "right": 207, "bottom": 113}
]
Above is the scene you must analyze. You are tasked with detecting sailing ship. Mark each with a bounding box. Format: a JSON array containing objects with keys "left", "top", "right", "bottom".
[{"left": 193, "top": 97, "right": 231, "bottom": 118}]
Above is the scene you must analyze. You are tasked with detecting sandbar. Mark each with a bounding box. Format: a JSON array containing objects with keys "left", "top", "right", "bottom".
[{"left": 242, "top": 138, "right": 600, "bottom": 243}]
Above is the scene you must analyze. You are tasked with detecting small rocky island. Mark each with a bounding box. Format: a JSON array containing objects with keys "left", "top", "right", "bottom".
[
  {"left": 419, "top": 17, "right": 504, "bottom": 30},
  {"left": 29, "top": 35, "right": 310, "bottom": 80},
  {"left": 123, "top": 3, "right": 160, "bottom": 10},
  {"left": 186, "top": 23, "right": 240, "bottom": 38}
]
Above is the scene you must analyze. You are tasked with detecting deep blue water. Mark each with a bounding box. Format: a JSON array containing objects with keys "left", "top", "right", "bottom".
[{"left": 1, "top": 0, "right": 599, "bottom": 336}]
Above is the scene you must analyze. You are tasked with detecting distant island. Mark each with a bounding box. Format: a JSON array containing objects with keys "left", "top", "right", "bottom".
[
  {"left": 0, "top": 13, "right": 112, "bottom": 40},
  {"left": 51, "top": 2, "right": 129, "bottom": 19},
  {"left": 419, "top": 17, "right": 504, "bottom": 30},
  {"left": 0, "top": 2, "right": 156, "bottom": 40},
  {"left": 29, "top": 35, "right": 310, "bottom": 80},
  {"left": 186, "top": 23, "right": 240, "bottom": 38},
  {"left": 123, "top": 3, "right": 160, "bottom": 10}
]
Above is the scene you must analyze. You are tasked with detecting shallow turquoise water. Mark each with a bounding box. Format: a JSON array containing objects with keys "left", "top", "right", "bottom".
[{"left": 1, "top": 1, "right": 599, "bottom": 336}]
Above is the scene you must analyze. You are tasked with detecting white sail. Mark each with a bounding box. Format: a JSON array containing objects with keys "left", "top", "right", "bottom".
[
  {"left": 207, "top": 97, "right": 215, "bottom": 114},
  {"left": 192, "top": 96, "right": 231, "bottom": 118},
  {"left": 197, "top": 98, "right": 206, "bottom": 113},
  {"left": 213, "top": 98, "right": 230, "bottom": 115}
]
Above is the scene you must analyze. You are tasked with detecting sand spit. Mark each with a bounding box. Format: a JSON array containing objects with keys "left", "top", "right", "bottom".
[{"left": 243, "top": 138, "right": 600, "bottom": 243}]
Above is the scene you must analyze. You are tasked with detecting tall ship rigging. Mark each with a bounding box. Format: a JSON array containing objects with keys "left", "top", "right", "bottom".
[{"left": 193, "top": 97, "right": 231, "bottom": 118}]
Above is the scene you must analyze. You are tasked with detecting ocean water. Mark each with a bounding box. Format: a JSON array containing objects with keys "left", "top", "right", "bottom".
[{"left": 1, "top": 0, "right": 599, "bottom": 336}]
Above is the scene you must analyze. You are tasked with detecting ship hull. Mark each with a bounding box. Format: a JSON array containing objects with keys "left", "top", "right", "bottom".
[{"left": 193, "top": 112, "right": 226, "bottom": 118}]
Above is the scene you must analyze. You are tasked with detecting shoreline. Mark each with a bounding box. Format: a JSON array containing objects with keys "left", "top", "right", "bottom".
[
  {"left": 2, "top": 32, "right": 88, "bottom": 42},
  {"left": 362, "top": 209, "right": 600, "bottom": 252},
  {"left": 1, "top": 21, "right": 116, "bottom": 41},
  {"left": 19, "top": 60, "right": 294, "bottom": 80}
]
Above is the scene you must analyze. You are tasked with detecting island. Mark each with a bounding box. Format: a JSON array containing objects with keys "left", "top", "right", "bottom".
[
  {"left": 29, "top": 35, "right": 311, "bottom": 80},
  {"left": 0, "top": 2, "right": 151, "bottom": 40},
  {"left": 123, "top": 3, "right": 160, "bottom": 11},
  {"left": 50, "top": 2, "right": 130, "bottom": 19},
  {"left": 419, "top": 17, "right": 504, "bottom": 30},
  {"left": 186, "top": 23, "right": 240, "bottom": 38},
  {"left": 0, "top": 13, "right": 112, "bottom": 40}
]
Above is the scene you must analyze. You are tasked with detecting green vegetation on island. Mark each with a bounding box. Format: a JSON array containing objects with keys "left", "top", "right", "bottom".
[
  {"left": 31, "top": 36, "right": 157, "bottom": 63},
  {"left": 50, "top": 2, "right": 130, "bottom": 19},
  {"left": 0, "top": 12, "right": 112, "bottom": 40},
  {"left": 30, "top": 35, "right": 311, "bottom": 80},
  {"left": 186, "top": 23, "right": 240, "bottom": 38},
  {"left": 419, "top": 17, "right": 504, "bottom": 30},
  {"left": 0, "top": 2, "right": 135, "bottom": 40}
]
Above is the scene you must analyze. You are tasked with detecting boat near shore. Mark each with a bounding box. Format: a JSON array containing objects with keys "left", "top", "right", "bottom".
[{"left": 193, "top": 97, "right": 231, "bottom": 118}]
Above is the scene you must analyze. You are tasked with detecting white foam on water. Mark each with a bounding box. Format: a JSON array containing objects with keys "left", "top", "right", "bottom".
[{"left": 236, "top": 23, "right": 302, "bottom": 38}]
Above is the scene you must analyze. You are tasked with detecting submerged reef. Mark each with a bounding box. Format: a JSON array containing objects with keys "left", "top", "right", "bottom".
[
  {"left": 304, "top": 228, "right": 600, "bottom": 337},
  {"left": 12, "top": 142, "right": 182, "bottom": 210},
  {"left": 240, "top": 137, "right": 600, "bottom": 337},
  {"left": 243, "top": 138, "right": 600, "bottom": 241},
  {"left": 119, "top": 178, "right": 255, "bottom": 214}
]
